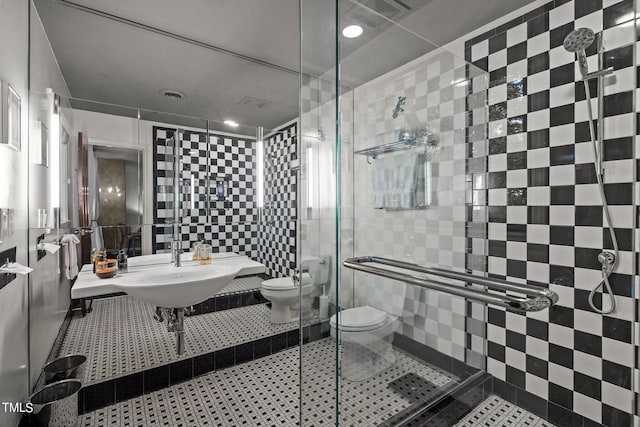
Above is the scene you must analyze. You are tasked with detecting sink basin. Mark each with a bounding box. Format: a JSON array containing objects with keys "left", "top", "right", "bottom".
[
  {"left": 112, "top": 264, "right": 239, "bottom": 308},
  {"left": 72, "top": 252, "right": 266, "bottom": 302}
]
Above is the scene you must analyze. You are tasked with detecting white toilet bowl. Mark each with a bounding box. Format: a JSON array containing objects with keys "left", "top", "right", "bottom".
[
  {"left": 261, "top": 254, "right": 329, "bottom": 324},
  {"left": 330, "top": 305, "right": 397, "bottom": 381},
  {"left": 261, "top": 277, "right": 314, "bottom": 323}
]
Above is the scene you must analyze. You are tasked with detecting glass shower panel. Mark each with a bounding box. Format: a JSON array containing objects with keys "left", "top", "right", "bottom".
[
  {"left": 339, "top": 0, "right": 490, "bottom": 422},
  {"left": 300, "top": 0, "right": 340, "bottom": 424}
]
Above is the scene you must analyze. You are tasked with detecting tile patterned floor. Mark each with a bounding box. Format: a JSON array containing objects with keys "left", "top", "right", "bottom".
[
  {"left": 61, "top": 293, "right": 295, "bottom": 384},
  {"left": 454, "top": 395, "right": 555, "bottom": 427},
  {"left": 78, "top": 338, "right": 457, "bottom": 426}
]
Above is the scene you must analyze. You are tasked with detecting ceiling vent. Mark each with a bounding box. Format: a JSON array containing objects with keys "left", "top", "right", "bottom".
[
  {"left": 160, "top": 89, "right": 187, "bottom": 100},
  {"left": 237, "top": 96, "right": 272, "bottom": 110},
  {"left": 360, "top": 0, "right": 410, "bottom": 20},
  {"left": 348, "top": 0, "right": 411, "bottom": 27}
]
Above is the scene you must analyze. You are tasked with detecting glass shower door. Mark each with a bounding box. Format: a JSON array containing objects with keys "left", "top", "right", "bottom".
[
  {"left": 299, "top": 0, "right": 340, "bottom": 425},
  {"left": 300, "top": 1, "right": 503, "bottom": 425},
  {"left": 336, "top": 2, "right": 493, "bottom": 425}
]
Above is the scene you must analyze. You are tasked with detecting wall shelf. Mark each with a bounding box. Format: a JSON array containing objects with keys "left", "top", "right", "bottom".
[{"left": 354, "top": 129, "right": 437, "bottom": 160}]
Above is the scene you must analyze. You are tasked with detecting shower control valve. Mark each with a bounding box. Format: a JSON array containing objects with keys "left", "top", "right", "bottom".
[{"left": 598, "top": 251, "right": 616, "bottom": 272}]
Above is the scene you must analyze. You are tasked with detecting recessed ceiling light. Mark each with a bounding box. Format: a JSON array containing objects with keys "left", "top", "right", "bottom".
[
  {"left": 159, "top": 89, "right": 187, "bottom": 100},
  {"left": 342, "top": 25, "right": 363, "bottom": 38},
  {"left": 224, "top": 120, "right": 239, "bottom": 127}
]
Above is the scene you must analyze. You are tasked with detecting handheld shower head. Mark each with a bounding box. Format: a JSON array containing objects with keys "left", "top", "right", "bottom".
[
  {"left": 563, "top": 28, "right": 595, "bottom": 78},
  {"left": 563, "top": 27, "right": 595, "bottom": 52}
]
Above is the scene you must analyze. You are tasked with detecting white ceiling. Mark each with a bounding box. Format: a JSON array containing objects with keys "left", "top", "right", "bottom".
[{"left": 35, "top": 0, "right": 536, "bottom": 129}]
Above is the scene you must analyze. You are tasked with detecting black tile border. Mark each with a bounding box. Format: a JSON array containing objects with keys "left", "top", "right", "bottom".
[
  {"left": 393, "top": 333, "right": 481, "bottom": 382},
  {"left": 78, "top": 320, "right": 329, "bottom": 414},
  {"left": 379, "top": 372, "right": 493, "bottom": 426},
  {"left": 186, "top": 289, "right": 268, "bottom": 316}
]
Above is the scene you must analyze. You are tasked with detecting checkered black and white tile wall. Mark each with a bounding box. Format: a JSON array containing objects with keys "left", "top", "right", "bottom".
[
  {"left": 350, "top": 51, "right": 489, "bottom": 367},
  {"left": 152, "top": 126, "right": 259, "bottom": 258},
  {"left": 152, "top": 124, "right": 297, "bottom": 276},
  {"left": 464, "top": 0, "right": 637, "bottom": 424},
  {"left": 257, "top": 123, "right": 297, "bottom": 278}
]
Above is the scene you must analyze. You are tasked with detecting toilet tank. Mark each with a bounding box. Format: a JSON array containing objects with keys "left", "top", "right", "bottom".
[{"left": 301, "top": 254, "right": 328, "bottom": 285}]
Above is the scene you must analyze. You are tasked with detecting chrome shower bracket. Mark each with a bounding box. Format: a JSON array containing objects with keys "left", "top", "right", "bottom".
[{"left": 598, "top": 251, "right": 616, "bottom": 273}]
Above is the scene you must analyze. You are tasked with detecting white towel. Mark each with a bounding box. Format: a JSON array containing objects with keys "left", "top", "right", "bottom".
[
  {"left": 372, "top": 152, "right": 427, "bottom": 209},
  {"left": 60, "top": 234, "right": 80, "bottom": 280}
]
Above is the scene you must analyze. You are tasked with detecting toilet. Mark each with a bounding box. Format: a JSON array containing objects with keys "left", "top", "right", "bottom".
[
  {"left": 261, "top": 254, "right": 328, "bottom": 324},
  {"left": 330, "top": 279, "right": 407, "bottom": 381}
]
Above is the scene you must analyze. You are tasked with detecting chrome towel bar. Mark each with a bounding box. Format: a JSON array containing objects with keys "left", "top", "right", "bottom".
[{"left": 343, "top": 256, "right": 558, "bottom": 312}]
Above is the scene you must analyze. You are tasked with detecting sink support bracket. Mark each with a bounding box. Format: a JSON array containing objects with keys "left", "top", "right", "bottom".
[{"left": 176, "top": 308, "right": 185, "bottom": 355}]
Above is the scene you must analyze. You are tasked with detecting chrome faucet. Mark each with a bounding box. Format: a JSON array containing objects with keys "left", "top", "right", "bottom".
[
  {"left": 171, "top": 239, "right": 183, "bottom": 267},
  {"left": 392, "top": 96, "right": 406, "bottom": 119}
]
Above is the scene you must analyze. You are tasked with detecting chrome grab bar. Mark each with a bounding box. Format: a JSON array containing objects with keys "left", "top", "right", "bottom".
[{"left": 343, "top": 256, "right": 558, "bottom": 313}]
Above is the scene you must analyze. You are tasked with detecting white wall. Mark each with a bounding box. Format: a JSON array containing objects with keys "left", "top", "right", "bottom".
[
  {"left": 0, "top": 1, "right": 75, "bottom": 422},
  {"left": 0, "top": 1, "right": 32, "bottom": 425},
  {"left": 27, "top": 0, "right": 74, "bottom": 394}
]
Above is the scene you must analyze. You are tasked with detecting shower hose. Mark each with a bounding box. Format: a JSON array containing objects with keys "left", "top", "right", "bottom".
[{"left": 582, "top": 80, "right": 618, "bottom": 314}]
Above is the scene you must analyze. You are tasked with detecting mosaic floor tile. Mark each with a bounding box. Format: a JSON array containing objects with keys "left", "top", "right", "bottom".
[
  {"left": 454, "top": 395, "right": 555, "bottom": 427},
  {"left": 79, "top": 338, "right": 456, "bottom": 426},
  {"left": 61, "top": 282, "right": 293, "bottom": 384}
]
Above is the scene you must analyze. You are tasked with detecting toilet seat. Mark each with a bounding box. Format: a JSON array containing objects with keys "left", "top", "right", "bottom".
[
  {"left": 330, "top": 305, "right": 388, "bottom": 332},
  {"left": 261, "top": 277, "right": 295, "bottom": 290}
]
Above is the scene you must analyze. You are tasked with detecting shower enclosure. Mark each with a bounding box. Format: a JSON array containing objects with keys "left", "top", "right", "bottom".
[{"left": 298, "top": 1, "right": 557, "bottom": 424}]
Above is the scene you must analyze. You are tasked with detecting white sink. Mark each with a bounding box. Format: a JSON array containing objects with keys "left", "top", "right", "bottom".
[
  {"left": 114, "top": 264, "right": 239, "bottom": 308},
  {"left": 72, "top": 252, "right": 266, "bottom": 304}
]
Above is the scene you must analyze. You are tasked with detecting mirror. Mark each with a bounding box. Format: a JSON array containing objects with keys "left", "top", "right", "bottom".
[
  {"left": 91, "top": 145, "right": 142, "bottom": 255},
  {"left": 41, "top": 99, "right": 271, "bottom": 261}
]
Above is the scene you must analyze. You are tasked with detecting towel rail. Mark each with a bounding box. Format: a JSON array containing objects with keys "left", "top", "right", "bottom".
[{"left": 343, "top": 256, "right": 558, "bottom": 312}]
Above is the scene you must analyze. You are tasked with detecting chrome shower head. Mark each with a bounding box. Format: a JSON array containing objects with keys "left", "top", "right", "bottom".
[
  {"left": 563, "top": 28, "right": 595, "bottom": 78},
  {"left": 563, "top": 28, "right": 595, "bottom": 52}
]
